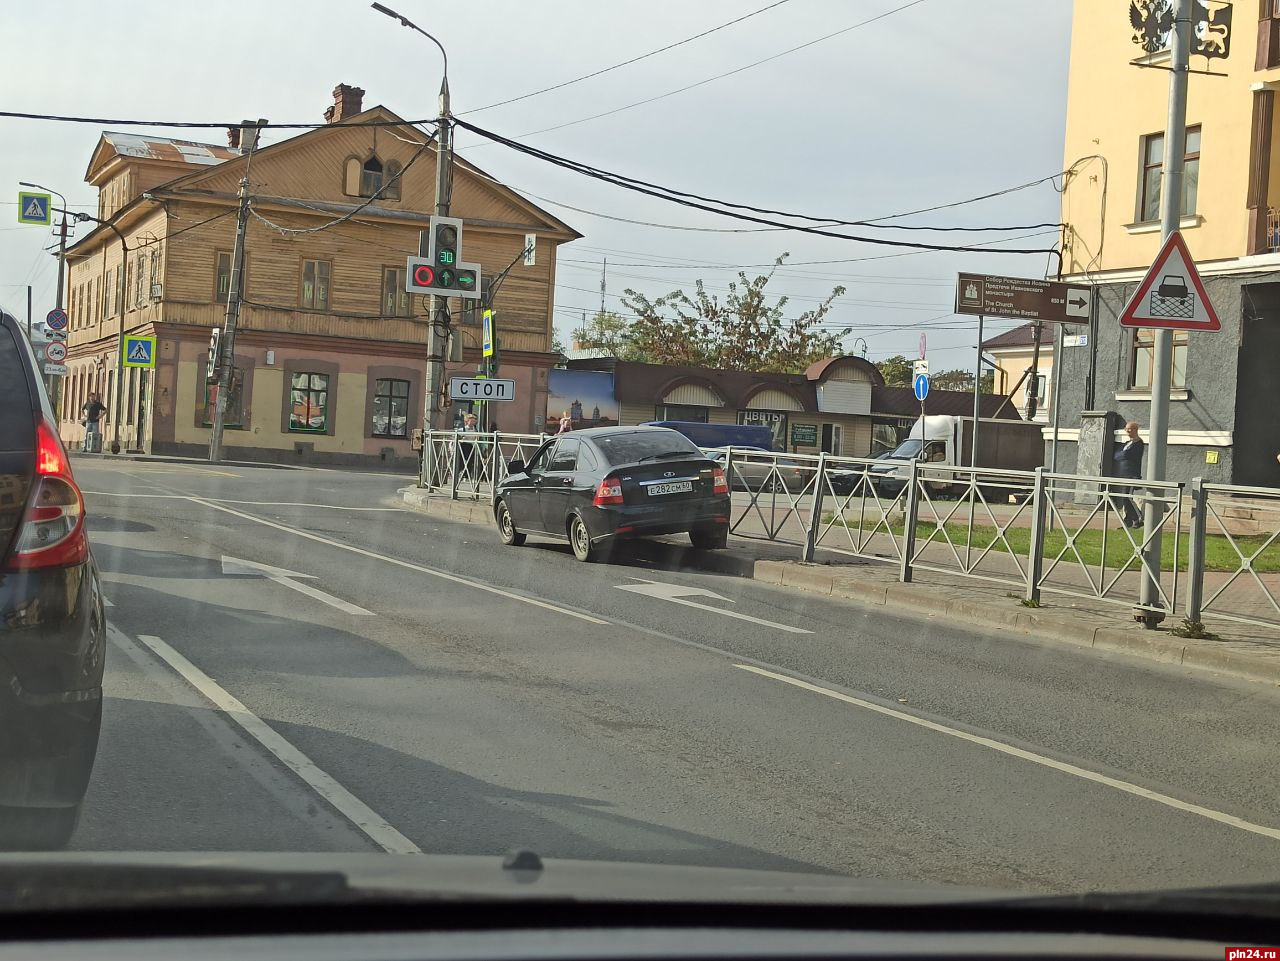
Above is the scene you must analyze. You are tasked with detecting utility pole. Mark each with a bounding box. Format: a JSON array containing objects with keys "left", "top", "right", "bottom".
[
  {"left": 1024, "top": 321, "right": 1044, "bottom": 420},
  {"left": 209, "top": 121, "right": 263, "bottom": 462},
  {"left": 599, "top": 258, "right": 607, "bottom": 317},
  {"left": 1138, "top": 0, "right": 1191, "bottom": 624},
  {"left": 423, "top": 79, "right": 452, "bottom": 438},
  {"left": 26, "top": 286, "right": 31, "bottom": 340},
  {"left": 20, "top": 182, "right": 70, "bottom": 412}
]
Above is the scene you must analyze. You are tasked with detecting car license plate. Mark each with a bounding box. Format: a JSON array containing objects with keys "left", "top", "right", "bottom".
[{"left": 647, "top": 481, "right": 693, "bottom": 496}]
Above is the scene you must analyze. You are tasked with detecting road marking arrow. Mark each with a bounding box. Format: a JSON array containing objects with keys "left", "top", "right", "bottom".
[
  {"left": 615, "top": 578, "right": 812, "bottom": 634},
  {"left": 221, "top": 555, "right": 374, "bottom": 616}
]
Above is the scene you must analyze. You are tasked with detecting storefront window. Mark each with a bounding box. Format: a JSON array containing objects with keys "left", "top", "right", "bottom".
[
  {"left": 290, "top": 372, "right": 329, "bottom": 432},
  {"left": 656, "top": 404, "right": 708, "bottom": 423},
  {"left": 372, "top": 378, "right": 410, "bottom": 438}
]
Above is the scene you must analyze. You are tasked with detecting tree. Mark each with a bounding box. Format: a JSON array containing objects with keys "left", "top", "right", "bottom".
[
  {"left": 922, "top": 369, "right": 996, "bottom": 393},
  {"left": 551, "top": 329, "right": 567, "bottom": 357},
  {"left": 570, "top": 310, "right": 648, "bottom": 361},
  {"left": 875, "top": 355, "right": 913, "bottom": 386},
  {"left": 617, "top": 255, "right": 848, "bottom": 373}
]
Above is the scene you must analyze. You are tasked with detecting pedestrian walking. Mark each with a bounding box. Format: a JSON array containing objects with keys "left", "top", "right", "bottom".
[
  {"left": 81, "top": 393, "right": 107, "bottom": 453},
  {"left": 1112, "top": 420, "right": 1145, "bottom": 529},
  {"left": 460, "top": 411, "right": 480, "bottom": 477},
  {"left": 558, "top": 409, "right": 573, "bottom": 434}
]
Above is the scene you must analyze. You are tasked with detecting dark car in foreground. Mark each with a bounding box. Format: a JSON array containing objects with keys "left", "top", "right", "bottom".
[
  {"left": 0, "top": 309, "right": 104, "bottom": 849},
  {"left": 494, "top": 426, "right": 731, "bottom": 561}
]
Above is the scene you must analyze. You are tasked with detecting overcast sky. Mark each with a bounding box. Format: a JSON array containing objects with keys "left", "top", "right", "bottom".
[{"left": 0, "top": 0, "right": 1072, "bottom": 371}]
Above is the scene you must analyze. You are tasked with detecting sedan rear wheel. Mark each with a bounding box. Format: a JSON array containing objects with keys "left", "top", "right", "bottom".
[
  {"left": 689, "top": 528, "right": 728, "bottom": 550},
  {"left": 569, "top": 515, "right": 596, "bottom": 563},
  {"left": 495, "top": 500, "right": 526, "bottom": 546}
]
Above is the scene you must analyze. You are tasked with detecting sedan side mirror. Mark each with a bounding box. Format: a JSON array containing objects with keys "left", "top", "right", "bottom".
[{"left": 507, "top": 459, "right": 525, "bottom": 474}]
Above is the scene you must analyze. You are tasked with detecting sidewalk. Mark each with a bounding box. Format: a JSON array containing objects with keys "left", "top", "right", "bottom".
[
  {"left": 72, "top": 451, "right": 306, "bottom": 470},
  {"left": 401, "top": 485, "right": 1280, "bottom": 686}
]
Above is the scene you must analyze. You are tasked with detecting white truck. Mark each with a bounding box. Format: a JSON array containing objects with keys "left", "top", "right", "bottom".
[{"left": 869, "top": 414, "right": 1044, "bottom": 496}]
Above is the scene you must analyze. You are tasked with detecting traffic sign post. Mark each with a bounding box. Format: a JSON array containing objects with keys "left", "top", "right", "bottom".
[
  {"left": 45, "top": 307, "right": 67, "bottom": 331},
  {"left": 449, "top": 376, "right": 516, "bottom": 402},
  {"left": 912, "top": 372, "right": 929, "bottom": 402},
  {"left": 44, "top": 341, "right": 67, "bottom": 364},
  {"left": 17, "top": 191, "right": 51, "bottom": 226},
  {"left": 955, "top": 273, "right": 1090, "bottom": 325},
  {"left": 1119, "top": 230, "right": 1220, "bottom": 331},
  {"left": 122, "top": 335, "right": 156, "bottom": 369}
]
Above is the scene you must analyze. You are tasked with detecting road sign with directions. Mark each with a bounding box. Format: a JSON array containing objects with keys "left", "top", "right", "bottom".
[
  {"left": 449, "top": 376, "right": 515, "bottom": 401},
  {"left": 122, "top": 334, "right": 156, "bottom": 368},
  {"left": 45, "top": 307, "right": 67, "bottom": 330},
  {"left": 1119, "top": 230, "right": 1221, "bottom": 331},
  {"left": 956, "top": 273, "right": 1090, "bottom": 325},
  {"left": 17, "top": 191, "right": 51, "bottom": 226},
  {"left": 913, "top": 373, "right": 930, "bottom": 401}
]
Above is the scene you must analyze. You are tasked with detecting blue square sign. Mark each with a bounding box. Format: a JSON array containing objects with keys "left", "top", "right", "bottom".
[{"left": 18, "top": 191, "right": 51, "bottom": 226}]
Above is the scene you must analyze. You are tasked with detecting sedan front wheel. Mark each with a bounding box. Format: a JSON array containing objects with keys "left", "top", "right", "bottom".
[{"left": 496, "top": 500, "right": 526, "bottom": 546}]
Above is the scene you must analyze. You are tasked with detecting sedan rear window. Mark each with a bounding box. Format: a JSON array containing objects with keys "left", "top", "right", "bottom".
[{"left": 594, "top": 430, "right": 702, "bottom": 466}]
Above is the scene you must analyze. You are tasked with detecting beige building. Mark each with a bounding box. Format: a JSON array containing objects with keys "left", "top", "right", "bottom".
[
  {"left": 1056, "top": 1, "right": 1279, "bottom": 485},
  {"left": 60, "top": 84, "right": 579, "bottom": 468}
]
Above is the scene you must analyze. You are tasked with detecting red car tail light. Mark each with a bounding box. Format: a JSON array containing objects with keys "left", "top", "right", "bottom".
[
  {"left": 593, "top": 477, "right": 624, "bottom": 506},
  {"left": 5, "top": 418, "right": 88, "bottom": 571},
  {"left": 712, "top": 466, "right": 729, "bottom": 494}
]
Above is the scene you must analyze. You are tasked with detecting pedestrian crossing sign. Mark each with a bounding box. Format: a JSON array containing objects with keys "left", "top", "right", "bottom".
[
  {"left": 17, "top": 191, "right": 51, "bottom": 226},
  {"left": 123, "top": 335, "right": 156, "bottom": 368}
]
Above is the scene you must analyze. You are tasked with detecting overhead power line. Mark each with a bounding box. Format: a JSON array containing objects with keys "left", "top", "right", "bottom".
[
  {"left": 453, "top": 118, "right": 1060, "bottom": 257},
  {"left": 479, "top": 0, "right": 932, "bottom": 141},
  {"left": 464, "top": 0, "right": 792, "bottom": 114},
  {"left": 0, "top": 110, "right": 438, "bottom": 130}
]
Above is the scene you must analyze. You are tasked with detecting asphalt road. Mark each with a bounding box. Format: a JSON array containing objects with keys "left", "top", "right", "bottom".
[{"left": 69, "top": 456, "right": 1280, "bottom": 895}]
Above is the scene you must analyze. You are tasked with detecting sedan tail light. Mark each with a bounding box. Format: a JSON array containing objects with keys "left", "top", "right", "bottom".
[
  {"left": 593, "top": 477, "right": 624, "bottom": 506},
  {"left": 5, "top": 418, "right": 88, "bottom": 571},
  {"left": 712, "top": 466, "right": 729, "bottom": 494}
]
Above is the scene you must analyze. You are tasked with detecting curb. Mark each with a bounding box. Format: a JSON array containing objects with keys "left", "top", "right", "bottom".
[
  {"left": 754, "top": 560, "right": 1280, "bottom": 686},
  {"left": 72, "top": 452, "right": 306, "bottom": 471}
]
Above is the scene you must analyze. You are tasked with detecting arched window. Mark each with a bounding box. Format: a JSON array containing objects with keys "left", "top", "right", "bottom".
[{"left": 360, "top": 156, "right": 384, "bottom": 197}]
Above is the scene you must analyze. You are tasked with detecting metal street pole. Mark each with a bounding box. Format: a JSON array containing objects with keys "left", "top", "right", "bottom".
[
  {"left": 209, "top": 123, "right": 263, "bottom": 462},
  {"left": 971, "top": 313, "right": 984, "bottom": 466},
  {"left": 1139, "top": 0, "right": 1191, "bottom": 623},
  {"left": 373, "top": 3, "right": 452, "bottom": 475},
  {"left": 1024, "top": 321, "right": 1044, "bottom": 421},
  {"left": 20, "top": 181, "right": 69, "bottom": 413},
  {"left": 71, "top": 213, "right": 129, "bottom": 454}
]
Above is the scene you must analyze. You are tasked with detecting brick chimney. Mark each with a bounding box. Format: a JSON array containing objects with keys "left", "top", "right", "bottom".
[
  {"left": 227, "top": 127, "right": 241, "bottom": 149},
  {"left": 324, "top": 84, "right": 365, "bottom": 124}
]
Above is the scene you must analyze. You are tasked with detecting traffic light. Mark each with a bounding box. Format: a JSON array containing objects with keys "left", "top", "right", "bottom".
[
  {"left": 206, "top": 328, "right": 221, "bottom": 383},
  {"left": 406, "top": 215, "right": 482, "bottom": 299}
]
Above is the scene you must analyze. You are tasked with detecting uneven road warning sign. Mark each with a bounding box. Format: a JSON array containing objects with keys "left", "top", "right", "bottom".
[
  {"left": 1120, "top": 230, "right": 1221, "bottom": 331},
  {"left": 123, "top": 335, "right": 156, "bottom": 368}
]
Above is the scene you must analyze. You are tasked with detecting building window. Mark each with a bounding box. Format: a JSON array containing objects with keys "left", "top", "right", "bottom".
[
  {"left": 203, "top": 367, "right": 245, "bottom": 428},
  {"left": 300, "top": 260, "right": 331, "bottom": 310},
  {"left": 135, "top": 254, "right": 146, "bottom": 307},
  {"left": 383, "top": 160, "right": 402, "bottom": 200},
  {"left": 372, "top": 378, "right": 410, "bottom": 438},
  {"left": 657, "top": 404, "right": 709, "bottom": 423},
  {"left": 1138, "top": 126, "right": 1200, "bottom": 222},
  {"left": 215, "top": 251, "right": 232, "bottom": 303},
  {"left": 360, "top": 156, "right": 384, "bottom": 197},
  {"left": 381, "top": 267, "right": 411, "bottom": 316},
  {"left": 1131, "top": 329, "right": 1189, "bottom": 389},
  {"left": 289, "top": 372, "right": 329, "bottom": 432}
]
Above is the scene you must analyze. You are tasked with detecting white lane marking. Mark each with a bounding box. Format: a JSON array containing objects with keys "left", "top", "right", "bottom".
[
  {"left": 616, "top": 579, "right": 812, "bottom": 635},
  {"left": 189, "top": 497, "right": 609, "bottom": 626},
  {"left": 736, "top": 664, "right": 1280, "bottom": 843},
  {"left": 125, "top": 629, "right": 420, "bottom": 854},
  {"left": 221, "top": 555, "right": 374, "bottom": 617},
  {"left": 83, "top": 491, "right": 404, "bottom": 511},
  {"left": 102, "top": 596, "right": 114, "bottom": 608}
]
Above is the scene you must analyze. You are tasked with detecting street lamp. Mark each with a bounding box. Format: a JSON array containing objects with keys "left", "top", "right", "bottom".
[
  {"left": 372, "top": 2, "right": 454, "bottom": 485},
  {"left": 72, "top": 212, "right": 129, "bottom": 454},
  {"left": 850, "top": 337, "right": 869, "bottom": 358}
]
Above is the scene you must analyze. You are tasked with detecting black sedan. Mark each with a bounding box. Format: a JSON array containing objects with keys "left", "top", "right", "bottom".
[
  {"left": 493, "top": 426, "right": 731, "bottom": 562},
  {"left": 0, "top": 310, "right": 105, "bottom": 849}
]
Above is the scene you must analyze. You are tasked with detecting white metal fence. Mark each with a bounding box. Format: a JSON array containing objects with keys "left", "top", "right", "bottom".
[{"left": 417, "top": 431, "right": 1279, "bottom": 631}]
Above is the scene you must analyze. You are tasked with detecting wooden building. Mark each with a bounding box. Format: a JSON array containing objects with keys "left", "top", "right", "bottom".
[{"left": 59, "top": 84, "right": 579, "bottom": 467}]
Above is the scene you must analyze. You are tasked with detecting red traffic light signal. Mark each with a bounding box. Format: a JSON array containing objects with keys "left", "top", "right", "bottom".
[{"left": 412, "top": 263, "right": 436, "bottom": 287}]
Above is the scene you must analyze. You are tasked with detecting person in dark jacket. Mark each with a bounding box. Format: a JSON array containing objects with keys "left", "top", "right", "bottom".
[{"left": 1113, "top": 421, "right": 1145, "bottom": 528}]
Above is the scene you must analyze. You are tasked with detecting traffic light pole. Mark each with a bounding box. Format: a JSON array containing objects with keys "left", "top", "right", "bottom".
[
  {"left": 1137, "top": 0, "right": 1190, "bottom": 624},
  {"left": 424, "top": 80, "right": 452, "bottom": 449},
  {"left": 210, "top": 128, "right": 260, "bottom": 462}
]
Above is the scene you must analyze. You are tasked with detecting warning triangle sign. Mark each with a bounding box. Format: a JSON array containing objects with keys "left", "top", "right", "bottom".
[
  {"left": 1119, "top": 230, "right": 1221, "bottom": 331},
  {"left": 127, "top": 341, "right": 151, "bottom": 362}
]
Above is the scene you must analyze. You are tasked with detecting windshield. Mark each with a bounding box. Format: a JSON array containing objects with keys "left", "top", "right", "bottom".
[{"left": 5, "top": 0, "right": 1279, "bottom": 924}]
